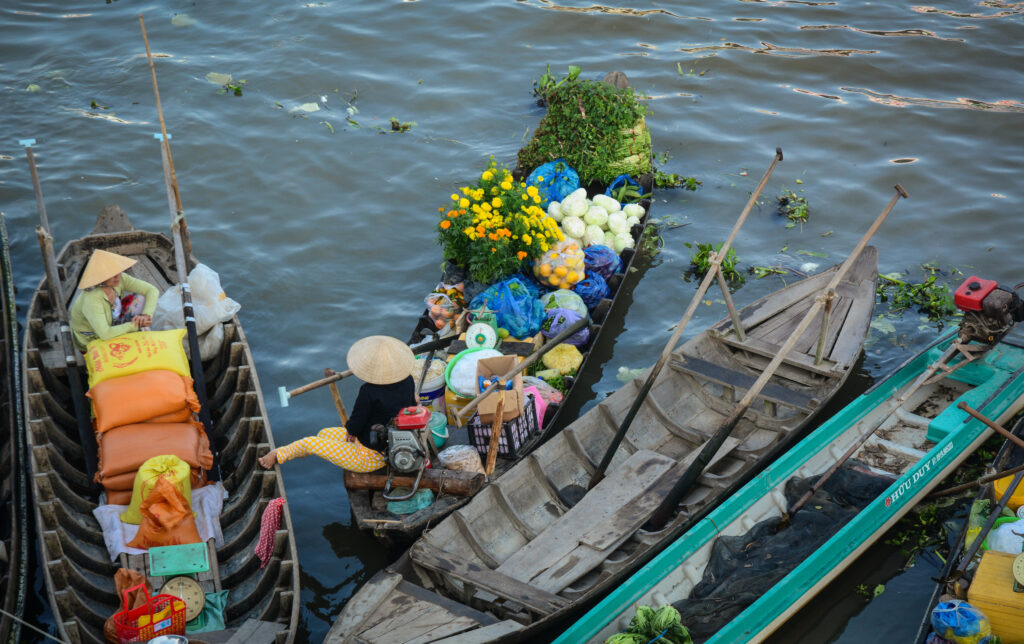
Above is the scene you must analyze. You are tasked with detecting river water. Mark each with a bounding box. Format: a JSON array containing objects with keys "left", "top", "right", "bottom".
[{"left": 1, "top": 1, "right": 1022, "bottom": 641}]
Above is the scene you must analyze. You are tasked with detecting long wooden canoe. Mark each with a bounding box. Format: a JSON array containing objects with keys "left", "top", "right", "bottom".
[
  {"left": 347, "top": 71, "right": 655, "bottom": 549},
  {"left": 911, "top": 413, "right": 1024, "bottom": 643},
  {"left": 327, "top": 247, "right": 878, "bottom": 643},
  {"left": 564, "top": 329, "right": 1024, "bottom": 644},
  {"left": 1, "top": 214, "right": 28, "bottom": 644},
  {"left": 23, "top": 206, "right": 300, "bottom": 644}
]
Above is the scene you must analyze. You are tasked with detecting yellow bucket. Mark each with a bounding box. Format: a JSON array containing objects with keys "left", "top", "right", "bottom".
[
  {"left": 444, "top": 386, "right": 474, "bottom": 425},
  {"left": 993, "top": 474, "right": 1024, "bottom": 511}
]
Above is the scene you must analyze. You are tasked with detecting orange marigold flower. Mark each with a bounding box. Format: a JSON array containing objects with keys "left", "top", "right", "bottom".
[
  {"left": 476, "top": 225, "right": 485, "bottom": 234},
  {"left": 491, "top": 247, "right": 497, "bottom": 253},
  {"left": 440, "top": 220, "right": 451, "bottom": 230},
  {"left": 489, "top": 232, "right": 498, "bottom": 241},
  {"left": 517, "top": 251, "right": 528, "bottom": 260}
]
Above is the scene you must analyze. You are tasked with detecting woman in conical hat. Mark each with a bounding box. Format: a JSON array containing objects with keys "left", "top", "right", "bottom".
[
  {"left": 69, "top": 249, "right": 160, "bottom": 352},
  {"left": 258, "top": 336, "right": 416, "bottom": 472}
]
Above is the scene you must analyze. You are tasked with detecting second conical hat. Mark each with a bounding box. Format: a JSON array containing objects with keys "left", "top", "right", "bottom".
[
  {"left": 78, "top": 249, "right": 137, "bottom": 289},
  {"left": 346, "top": 336, "right": 415, "bottom": 385}
]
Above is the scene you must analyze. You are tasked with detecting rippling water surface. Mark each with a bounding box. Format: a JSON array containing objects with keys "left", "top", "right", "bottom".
[{"left": 2, "top": 1, "right": 1022, "bottom": 641}]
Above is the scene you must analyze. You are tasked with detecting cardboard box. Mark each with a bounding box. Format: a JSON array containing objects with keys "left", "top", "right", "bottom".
[{"left": 476, "top": 355, "right": 524, "bottom": 424}]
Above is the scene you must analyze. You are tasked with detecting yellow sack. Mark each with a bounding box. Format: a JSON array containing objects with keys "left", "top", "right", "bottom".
[
  {"left": 86, "top": 329, "right": 190, "bottom": 388},
  {"left": 120, "top": 455, "right": 193, "bottom": 525}
]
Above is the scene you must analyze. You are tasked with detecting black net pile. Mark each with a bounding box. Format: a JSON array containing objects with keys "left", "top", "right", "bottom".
[{"left": 674, "top": 462, "right": 893, "bottom": 642}]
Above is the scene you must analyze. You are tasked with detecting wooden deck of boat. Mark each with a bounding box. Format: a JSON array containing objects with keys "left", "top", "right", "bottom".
[
  {"left": 329, "top": 247, "right": 878, "bottom": 642},
  {"left": 23, "top": 207, "right": 300, "bottom": 644}
]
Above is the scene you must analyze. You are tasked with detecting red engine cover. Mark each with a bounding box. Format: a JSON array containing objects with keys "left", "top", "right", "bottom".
[
  {"left": 393, "top": 405, "right": 431, "bottom": 430},
  {"left": 954, "top": 276, "right": 999, "bottom": 312}
]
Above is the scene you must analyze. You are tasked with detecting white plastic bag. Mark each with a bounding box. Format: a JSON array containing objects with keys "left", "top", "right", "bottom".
[
  {"left": 438, "top": 444, "right": 484, "bottom": 475},
  {"left": 986, "top": 519, "right": 1024, "bottom": 553},
  {"left": 153, "top": 263, "right": 241, "bottom": 335}
]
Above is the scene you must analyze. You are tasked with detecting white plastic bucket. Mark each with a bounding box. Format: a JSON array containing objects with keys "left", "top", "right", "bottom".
[{"left": 418, "top": 372, "right": 447, "bottom": 415}]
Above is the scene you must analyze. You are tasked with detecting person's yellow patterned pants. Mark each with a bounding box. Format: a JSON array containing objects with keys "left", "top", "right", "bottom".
[{"left": 276, "top": 426, "right": 385, "bottom": 473}]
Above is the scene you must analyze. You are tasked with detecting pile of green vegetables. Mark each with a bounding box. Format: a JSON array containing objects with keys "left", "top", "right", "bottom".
[
  {"left": 518, "top": 78, "right": 651, "bottom": 184},
  {"left": 605, "top": 605, "right": 692, "bottom": 644}
]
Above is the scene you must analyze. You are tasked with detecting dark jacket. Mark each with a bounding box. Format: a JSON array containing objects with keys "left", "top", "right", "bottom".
[{"left": 346, "top": 376, "right": 416, "bottom": 445}]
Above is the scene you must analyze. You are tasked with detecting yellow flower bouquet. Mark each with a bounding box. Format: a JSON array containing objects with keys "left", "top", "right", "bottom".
[{"left": 438, "top": 159, "right": 564, "bottom": 285}]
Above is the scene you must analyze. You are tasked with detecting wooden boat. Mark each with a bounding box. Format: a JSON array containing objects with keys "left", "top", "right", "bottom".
[
  {"left": 911, "top": 414, "right": 1024, "bottom": 643},
  {"left": 1, "top": 214, "right": 28, "bottom": 643},
  {"left": 24, "top": 206, "right": 301, "bottom": 644},
  {"left": 347, "top": 71, "right": 655, "bottom": 549},
  {"left": 562, "top": 328, "right": 1024, "bottom": 644},
  {"left": 327, "top": 247, "right": 878, "bottom": 643}
]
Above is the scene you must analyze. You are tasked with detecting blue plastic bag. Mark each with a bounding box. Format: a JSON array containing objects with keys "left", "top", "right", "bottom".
[
  {"left": 574, "top": 273, "right": 610, "bottom": 311},
  {"left": 527, "top": 159, "right": 580, "bottom": 206},
  {"left": 541, "top": 308, "right": 589, "bottom": 347},
  {"left": 930, "top": 600, "right": 993, "bottom": 644},
  {"left": 584, "top": 244, "right": 622, "bottom": 282},
  {"left": 469, "top": 277, "right": 544, "bottom": 339},
  {"left": 605, "top": 174, "right": 641, "bottom": 198}
]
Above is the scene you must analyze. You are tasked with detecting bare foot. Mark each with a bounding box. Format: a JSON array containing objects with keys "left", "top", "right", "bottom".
[{"left": 258, "top": 449, "right": 278, "bottom": 469}]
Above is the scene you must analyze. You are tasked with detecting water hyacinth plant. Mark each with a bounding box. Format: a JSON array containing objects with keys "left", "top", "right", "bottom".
[{"left": 438, "top": 159, "right": 564, "bottom": 284}]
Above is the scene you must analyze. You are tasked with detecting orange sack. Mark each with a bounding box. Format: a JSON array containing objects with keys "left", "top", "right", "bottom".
[
  {"left": 104, "top": 468, "right": 206, "bottom": 507},
  {"left": 88, "top": 370, "right": 201, "bottom": 434},
  {"left": 103, "top": 568, "right": 152, "bottom": 644},
  {"left": 126, "top": 477, "right": 201, "bottom": 549},
  {"left": 96, "top": 422, "right": 213, "bottom": 482}
]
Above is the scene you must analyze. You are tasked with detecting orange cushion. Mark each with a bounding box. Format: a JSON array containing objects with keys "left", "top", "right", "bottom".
[
  {"left": 96, "top": 422, "right": 213, "bottom": 481},
  {"left": 88, "top": 370, "right": 201, "bottom": 434}
]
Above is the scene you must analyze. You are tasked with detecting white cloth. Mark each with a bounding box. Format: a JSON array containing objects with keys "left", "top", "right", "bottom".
[{"left": 93, "top": 482, "right": 226, "bottom": 561}]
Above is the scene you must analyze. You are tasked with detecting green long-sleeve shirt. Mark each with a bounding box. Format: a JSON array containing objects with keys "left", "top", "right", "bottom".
[{"left": 70, "top": 273, "right": 159, "bottom": 351}]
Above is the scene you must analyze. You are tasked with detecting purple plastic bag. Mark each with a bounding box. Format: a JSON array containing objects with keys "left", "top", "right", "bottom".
[
  {"left": 541, "top": 308, "right": 590, "bottom": 347},
  {"left": 584, "top": 244, "right": 622, "bottom": 282}
]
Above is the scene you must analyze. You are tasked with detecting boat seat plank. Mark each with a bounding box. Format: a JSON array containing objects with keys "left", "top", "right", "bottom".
[
  {"left": 430, "top": 620, "right": 524, "bottom": 643},
  {"left": 712, "top": 272, "right": 827, "bottom": 334},
  {"left": 669, "top": 355, "right": 815, "bottom": 410},
  {"left": 714, "top": 333, "right": 837, "bottom": 376},
  {"left": 325, "top": 572, "right": 403, "bottom": 643},
  {"left": 360, "top": 592, "right": 475, "bottom": 644},
  {"left": 827, "top": 279, "right": 877, "bottom": 366},
  {"left": 792, "top": 293, "right": 853, "bottom": 355},
  {"left": 495, "top": 450, "right": 675, "bottom": 586},
  {"left": 409, "top": 542, "right": 568, "bottom": 616},
  {"left": 751, "top": 298, "right": 815, "bottom": 344},
  {"left": 528, "top": 437, "right": 740, "bottom": 594}
]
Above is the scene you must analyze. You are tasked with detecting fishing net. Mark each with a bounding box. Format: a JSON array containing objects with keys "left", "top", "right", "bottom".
[{"left": 674, "top": 462, "right": 893, "bottom": 642}]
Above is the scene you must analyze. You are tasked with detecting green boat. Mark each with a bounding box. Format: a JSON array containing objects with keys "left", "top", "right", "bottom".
[{"left": 560, "top": 328, "right": 1024, "bottom": 644}]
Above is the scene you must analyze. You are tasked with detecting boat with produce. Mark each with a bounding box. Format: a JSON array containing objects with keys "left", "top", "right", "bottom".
[
  {"left": 327, "top": 244, "right": 879, "bottom": 643},
  {"left": 1, "top": 214, "right": 28, "bottom": 644},
  {"left": 564, "top": 286, "right": 1024, "bottom": 644},
  {"left": 345, "top": 70, "right": 656, "bottom": 547},
  {"left": 24, "top": 204, "right": 302, "bottom": 644},
  {"left": 913, "top": 416, "right": 1024, "bottom": 643}
]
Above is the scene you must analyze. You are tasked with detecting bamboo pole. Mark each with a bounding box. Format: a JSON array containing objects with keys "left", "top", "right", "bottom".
[
  {"left": 647, "top": 184, "right": 908, "bottom": 530},
  {"left": 588, "top": 147, "right": 784, "bottom": 489}
]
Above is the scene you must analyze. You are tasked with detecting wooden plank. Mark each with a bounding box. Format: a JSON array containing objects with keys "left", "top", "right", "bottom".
[
  {"left": 324, "top": 573, "right": 402, "bottom": 643},
  {"left": 670, "top": 355, "right": 814, "bottom": 410},
  {"left": 401, "top": 616, "right": 480, "bottom": 644},
  {"left": 359, "top": 594, "right": 436, "bottom": 642},
  {"left": 828, "top": 279, "right": 876, "bottom": 366},
  {"left": 792, "top": 293, "right": 852, "bottom": 355},
  {"left": 528, "top": 438, "right": 740, "bottom": 594},
  {"left": 714, "top": 333, "right": 837, "bottom": 376},
  {"left": 495, "top": 450, "right": 676, "bottom": 584},
  {"left": 712, "top": 270, "right": 827, "bottom": 334},
  {"left": 817, "top": 294, "right": 855, "bottom": 357},
  {"left": 410, "top": 542, "right": 567, "bottom": 615},
  {"left": 757, "top": 298, "right": 815, "bottom": 346},
  {"left": 430, "top": 620, "right": 524, "bottom": 643}
]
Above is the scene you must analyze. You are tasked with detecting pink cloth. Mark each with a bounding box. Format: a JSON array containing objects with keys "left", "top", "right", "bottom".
[{"left": 254, "top": 497, "right": 285, "bottom": 569}]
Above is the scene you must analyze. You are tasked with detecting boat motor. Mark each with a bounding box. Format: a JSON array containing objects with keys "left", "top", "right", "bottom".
[
  {"left": 954, "top": 276, "right": 1024, "bottom": 345},
  {"left": 381, "top": 405, "right": 430, "bottom": 501}
]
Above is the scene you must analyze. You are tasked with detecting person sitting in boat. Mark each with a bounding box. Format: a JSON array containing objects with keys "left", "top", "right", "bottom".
[
  {"left": 70, "top": 249, "right": 159, "bottom": 352},
  {"left": 258, "top": 335, "right": 416, "bottom": 472}
]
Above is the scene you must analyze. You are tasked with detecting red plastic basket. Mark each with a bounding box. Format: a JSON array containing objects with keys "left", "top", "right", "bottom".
[{"left": 112, "top": 582, "right": 188, "bottom": 643}]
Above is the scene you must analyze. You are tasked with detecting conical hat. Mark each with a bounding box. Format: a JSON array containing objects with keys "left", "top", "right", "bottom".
[
  {"left": 347, "top": 336, "right": 415, "bottom": 385},
  {"left": 78, "top": 249, "right": 137, "bottom": 289}
]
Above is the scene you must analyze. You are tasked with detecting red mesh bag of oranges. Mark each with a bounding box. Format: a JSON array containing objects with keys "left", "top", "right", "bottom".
[
  {"left": 533, "top": 241, "right": 586, "bottom": 290},
  {"left": 425, "top": 283, "right": 465, "bottom": 330}
]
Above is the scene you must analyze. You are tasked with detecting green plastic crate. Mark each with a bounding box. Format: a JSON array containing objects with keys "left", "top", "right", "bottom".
[{"left": 148, "top": 543, "right": 210, "bottom": 577}]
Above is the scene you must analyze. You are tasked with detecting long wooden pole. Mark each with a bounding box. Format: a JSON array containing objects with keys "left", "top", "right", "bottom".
[
  {"left": 141, "top": 16, "right": 220, "bottom": 480},
  {"left": 646, "top": 184, "right": 908, "bottom": 530},
  {"left": 588, "top": 147, "right": 784, "bottom": 489},
  {"left": 22, "top": 143, "right": 98, "bottom": 481}
]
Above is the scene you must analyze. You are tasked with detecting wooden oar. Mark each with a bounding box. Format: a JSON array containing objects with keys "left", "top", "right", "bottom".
[
  {"left": 588, "top": 147, "right": 784, "bottom": 489},
  {"left": 453, "top": 316, "right": 588, "bottom": 426},
  {"left": 140, "top": 15, "right": 220, "bottom": 481},
  {"left": 484, "top": 386, "right": 507, "bottom": 476},
  {"left": 928, "top": 462, "right": 1024, "bottom": 499},
  {"left": 22, "top": 141, "right": 99, "bottom": 482},
  {"left": 278, "top": 334, "right": 456, "bottom": 407},
  {"left": 646, "top": 184, "right": 908, "bottom": 530}
]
